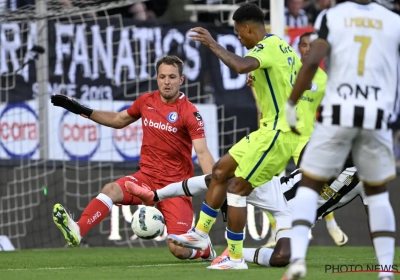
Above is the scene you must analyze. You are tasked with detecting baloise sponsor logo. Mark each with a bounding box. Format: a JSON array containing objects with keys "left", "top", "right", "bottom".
[
  {"left": 0, "top": 103, "right": 39, "bottom": 158},
  {"left": 143, "top": 118, "right": 178, "bottom": 133}
]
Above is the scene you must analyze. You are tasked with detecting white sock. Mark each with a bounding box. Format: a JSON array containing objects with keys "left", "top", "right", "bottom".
[
  {"left": 189, "top": 249, "right": 198, "bottom": 259},
  {"left": 157, "top": 175, "right": 208, "bottom": 200},
  {"left": 243, "top": 248, "right": 273, "bottom": 267},
  {"left": 290, "top": 187, "right": 319, "bottom": 262},
  {"left": 365, "top": 192, "right": 396, "bottom": 278},
  {"left": 97, "top": 193, "right": 113, "bottom": 210},
  {"left": 325, "top": 217, "right": 338, "bottom": 230}
]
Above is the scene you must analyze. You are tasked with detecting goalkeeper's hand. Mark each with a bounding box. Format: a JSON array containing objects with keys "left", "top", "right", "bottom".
[{"left": 51, "top": 94, "right": 93, "bottom": 118}]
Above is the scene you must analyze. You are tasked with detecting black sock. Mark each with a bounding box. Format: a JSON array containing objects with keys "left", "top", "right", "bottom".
[
  {"left": 220, "top": 199, "right": 228, "bottom": 222},
  {"left": 153, "top": 191, "right": 159, "bottom": 202}
]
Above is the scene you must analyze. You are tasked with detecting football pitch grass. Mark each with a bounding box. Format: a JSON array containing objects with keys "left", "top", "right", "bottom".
[{"left": 1, "top": 247, "right": 399, "bottom": 280}]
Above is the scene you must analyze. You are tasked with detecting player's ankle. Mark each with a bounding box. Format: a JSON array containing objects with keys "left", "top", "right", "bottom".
[{"left": 229, "top": 257, "right": 243, "bottom": 263}]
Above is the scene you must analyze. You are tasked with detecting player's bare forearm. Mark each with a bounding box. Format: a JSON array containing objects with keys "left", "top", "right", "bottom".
[
  {"left": 90, "top": 110, "right": 135, "bottom": 129},
  {"left": 193, "top": 138, "right": 215, "bottom": 174},
  {"left": 290, "top": 40, "right": 329, "bottom": 103},
  {"left": 89, "top": 111, "right": 120, "bottom": 128},
  {"left": 209, "top": 42, "right": 259, "bottom": 74},
  {"left": 197, "top": 150, "right": 215, "bottom": 175}
]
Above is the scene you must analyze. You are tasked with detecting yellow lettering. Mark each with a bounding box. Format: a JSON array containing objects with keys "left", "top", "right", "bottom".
[
  {"left": 320, "top": 184, "right": 340, "bottom": 200},
  {"left": 354, "top": 36, "right": 371, "bottom": 76},
  {"left": 344, "top": 17, "right": 383, "bottom": 29}
]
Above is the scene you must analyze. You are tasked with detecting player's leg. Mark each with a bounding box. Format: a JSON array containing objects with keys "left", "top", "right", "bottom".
[
  {"left": 127, "top": 174, "right": 232, "bottom": 223},
  {"left": 158, "top": 196, "right": 216, "bottom": 261},
  {"left": 243, "top": 235, "right": 291, "bottom": 268},
  {"left": 125, "top": 175, "right": 209, "bottom": 205},
  {"left": 294, "top": 139, "right": 340, "bottom": 243},
  {"left": 283, "top": 124, "right": 355, "bottom": 280},
  {"left": 263, "top": 211, "right": 277, "bottom": 248},
  {"left": 324, "top": 212, "right": 348, "bottom": 246},
  {"left": 52, "top": 173, "right": 143, "bottom": 247},
  {"left": 208, "top": 130, "right": 298, "bottom": 270},
  {"left": 352, "top": 129, "right": 396, "bottom": 280},
  {"left": 215, "top": 202, "right": 293, "bottom": 267},
  {"left": 243, "top": 209, "right": 293, "bottom": 267},
  {"left": 167, "top": 133, "right": 252, "bottom": 249}
]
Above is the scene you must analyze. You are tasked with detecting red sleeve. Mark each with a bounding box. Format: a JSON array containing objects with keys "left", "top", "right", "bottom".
[
  {"left": 126, "top": 95, "right": 145, "bottom": 119},
  {"left": 186, "top": 104, "right": 206, "bottom": 140}
]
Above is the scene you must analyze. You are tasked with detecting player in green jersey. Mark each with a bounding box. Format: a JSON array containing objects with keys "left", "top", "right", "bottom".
[
  {"left": 293, "top": 33, "right": 325, "bottom": 165},
  {"left": 262, "top": 32, "right": 348, "bottom": 249},
  {"left": 167, "top": 3, "right": 309, "bottom": 270}
]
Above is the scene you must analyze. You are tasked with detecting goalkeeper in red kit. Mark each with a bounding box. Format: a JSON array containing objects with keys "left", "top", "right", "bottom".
[{"left": 50, "top": 55, "right": 216, "bottom": 261}]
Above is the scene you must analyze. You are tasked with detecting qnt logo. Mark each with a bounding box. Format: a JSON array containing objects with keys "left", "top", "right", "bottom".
[{"left": 0, "top": 103, "right": 39, "bottom": 159}]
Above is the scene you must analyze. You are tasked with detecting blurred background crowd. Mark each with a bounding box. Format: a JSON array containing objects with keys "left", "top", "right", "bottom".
[{"left": 1, "top": 0, "right": 399, "bottom": 24}]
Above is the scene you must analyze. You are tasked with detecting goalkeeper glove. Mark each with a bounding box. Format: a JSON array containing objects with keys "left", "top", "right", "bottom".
[{"left": 51, "top": 94, "right": 93, "bottom": 118}]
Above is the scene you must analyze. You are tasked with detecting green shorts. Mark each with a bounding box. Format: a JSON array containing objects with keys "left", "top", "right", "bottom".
[
  {"left": 228, "top": 129, "right": 299, "bottom": 187},
  {"left": 292, "top": 136, "right": 310, "bottom": 166}
]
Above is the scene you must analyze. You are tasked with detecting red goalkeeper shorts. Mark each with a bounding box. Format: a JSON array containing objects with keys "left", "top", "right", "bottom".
[{"left": 115, "top": 171, "right": 193, "bottom": 235}]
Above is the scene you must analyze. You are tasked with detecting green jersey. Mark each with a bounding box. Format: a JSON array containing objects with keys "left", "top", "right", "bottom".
[
  {"left": 245, "top": 35, "right": 303, "bottom": 132},
  {"left": 297, "top": 67, "right": 326, "bottom": 137}
]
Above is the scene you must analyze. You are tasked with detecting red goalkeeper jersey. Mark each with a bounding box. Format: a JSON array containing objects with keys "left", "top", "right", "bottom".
[{"left": 127, "top": 91, "right": 205, "bottom": 185}]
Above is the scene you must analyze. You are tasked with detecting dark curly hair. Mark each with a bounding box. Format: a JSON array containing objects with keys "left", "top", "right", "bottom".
[{"left": 232, "top": 3, "right": 265, "bottom": 25}]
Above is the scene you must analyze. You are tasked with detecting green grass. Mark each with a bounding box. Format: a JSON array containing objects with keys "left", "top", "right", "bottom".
[{"left": 0, "top": 247, "right": 399, "bottom": 280}]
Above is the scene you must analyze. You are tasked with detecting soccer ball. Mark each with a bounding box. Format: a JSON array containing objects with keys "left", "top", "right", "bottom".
[{"left": 131, "top": 206, "right": 165, "bottom": 240}]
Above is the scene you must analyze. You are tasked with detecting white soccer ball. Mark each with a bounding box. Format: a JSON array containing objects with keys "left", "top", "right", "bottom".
[{"left": 131, "top": 206, "right": 165, "bottom": 240}]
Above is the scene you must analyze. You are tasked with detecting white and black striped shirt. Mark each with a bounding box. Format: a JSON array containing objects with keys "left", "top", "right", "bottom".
[
  {"left": 280, "top": 168, "right": 365, "bottom": 220},
  {"left": 284, "top": 7, "right": 309, "bottom": 27},
  {"left": 313, "top": 2, "right": 400, "bottom": 129}
]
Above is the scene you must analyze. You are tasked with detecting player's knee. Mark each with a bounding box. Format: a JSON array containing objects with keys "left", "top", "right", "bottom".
[
  {"left": 211, "top": 163, "right": 227, "bottom": 182},
  {"left": 168, "top": 244, "right": 188, "bottom": 260},
  {"left": 101, "top": 182, "right": 123, "bottom": 202},
  {"left": 269, "top": 251, "right": 290, "bottom": 267},
  {"left": 211, "top": 155, "right": 236, "bottom": 182},
  {"left": 227, "top": 178, "right": 253, "bottom": 196}
]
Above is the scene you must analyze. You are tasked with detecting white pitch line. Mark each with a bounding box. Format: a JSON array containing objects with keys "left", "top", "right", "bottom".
[{"left": 1, "top": 262, "right": 206, "bottom": 271}]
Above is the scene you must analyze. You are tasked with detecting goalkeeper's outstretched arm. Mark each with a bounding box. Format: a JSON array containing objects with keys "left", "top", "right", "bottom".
[
  {"left": 89, "top": 110, "right": 137, "bottom": 129},
  {"left": 51, "top": 94, "right": 138, "bottom": 129}
]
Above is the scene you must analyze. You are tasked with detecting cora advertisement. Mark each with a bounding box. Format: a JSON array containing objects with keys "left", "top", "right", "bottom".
[{"left": 0, "top": 101, "right": 40, "bottom": 159}]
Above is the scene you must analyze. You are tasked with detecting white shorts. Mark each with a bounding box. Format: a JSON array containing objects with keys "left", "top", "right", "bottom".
[
  {"left": 247, "top": 178, "right": 292, "bottom": 241},
  {"left": 300, "top": 123, "right": 396, "bottom": 185}
]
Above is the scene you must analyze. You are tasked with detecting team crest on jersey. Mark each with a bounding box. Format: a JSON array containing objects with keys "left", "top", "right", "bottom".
[{"left": 167, "top": 112, "right": 178, "bottom": 123}]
